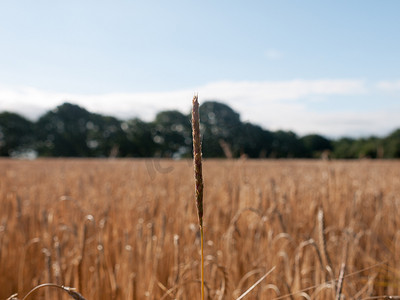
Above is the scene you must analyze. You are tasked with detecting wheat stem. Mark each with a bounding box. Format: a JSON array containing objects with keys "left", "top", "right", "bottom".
[
  {"left": 15, "top": 283, "right": 87, "bottom": 300},
  {"left": 335, "top": 262, "right": 346, "bottom": 300},
  {"left": 200, "top": 226, "right": 205, "bottom": 299},
  {"left": 236, "top": 266, "right": 276, "bottom": 300}
]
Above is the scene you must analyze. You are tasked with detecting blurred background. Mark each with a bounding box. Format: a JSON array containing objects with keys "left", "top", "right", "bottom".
[{"left": 0, "top": 1, "right": 399, "bottom": 158}]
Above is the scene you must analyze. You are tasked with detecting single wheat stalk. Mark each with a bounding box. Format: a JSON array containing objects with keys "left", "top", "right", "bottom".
[
  {"left": 236, "top": 266, "right": 276, "bottom": 300},
  {"left": 7, "top": 283, "right": 87, "bottom": 300},
  {"left": 192, "top": 94, "right": 205, "bottom": 300},
  {"left": 78, "top": 216, "right": 90, "bottom": 293},
  {"left": 335, "top": 262, "right": 346, "bottom": 300},
  {"left": 173, "top": 234, "right": 180, "bottom": 284},
  {"left": 317, "top": 208, "right": 333, "bottom": 278}
]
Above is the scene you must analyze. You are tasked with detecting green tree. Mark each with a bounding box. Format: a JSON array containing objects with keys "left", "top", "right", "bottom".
[
  {"left": 35, "top": 102, "right": 129, "bottom": 157},
  {"left": 383, "top": 129, "right": 400, "bottom": 158},
  {"left": 85, "top": 114, "right": 128, "bottom": 157},
  {"left": 199, "top": 101, "right": 242, "bottom": 157},
  {"left": 0, "top": 112, "right": 35, "bottom": 156},
  {"left": 300, "top": 134, "right": 333, "bottom": 158},
  {"left": 332, "top": 137, "right": 358, "bottom": 158},
  {"left": 3, "top": 100, "right": 398, "bottom": 159},
  {"left": 152, "top": 110, "right": 191, "bottom": 157},
  {"left": 35, "top": 103, "right": 92, "bottom": 156},
  {"left": 237, "top": 123, "right": 274, "bottom": 158},
  {"left": 333, "top": 136, "right": 385, "bottom": 159},
  {"left": 357, "top": 137, "right": 382, "bottom": 158},
  {"left": 122, "top": 118, "right": 157, "bottom": 157},
  {"left": 271, "top": 130, "right": 304, "bottom": 158}
]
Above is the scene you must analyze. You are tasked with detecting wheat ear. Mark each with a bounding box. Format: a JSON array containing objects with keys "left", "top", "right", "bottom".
[{"left": 192, "top": 94, "right": 205, "bottom": 300}]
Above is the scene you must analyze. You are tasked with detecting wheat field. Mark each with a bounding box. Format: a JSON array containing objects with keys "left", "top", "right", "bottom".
[{"left": 0, "top": 158, "right": 399, "bottom": 299}]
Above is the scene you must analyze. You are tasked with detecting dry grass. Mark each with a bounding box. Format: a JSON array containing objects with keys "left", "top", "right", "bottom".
[{"left": 0, "top": 158, "right": 399, "bottom": 299}]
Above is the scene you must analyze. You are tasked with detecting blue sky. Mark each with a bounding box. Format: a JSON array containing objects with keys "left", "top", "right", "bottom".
[{"left": 0, "top": 1, "right": 399, "bottom": 138}]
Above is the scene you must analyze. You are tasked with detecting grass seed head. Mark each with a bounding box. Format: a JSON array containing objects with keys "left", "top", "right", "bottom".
[{"left": 192, "top": 94, "right": 204, "bottom": 228}]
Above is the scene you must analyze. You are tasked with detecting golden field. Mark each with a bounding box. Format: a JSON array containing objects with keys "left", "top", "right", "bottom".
[{"left": 0, "top": 158, "right": 399, "bottom": 299}]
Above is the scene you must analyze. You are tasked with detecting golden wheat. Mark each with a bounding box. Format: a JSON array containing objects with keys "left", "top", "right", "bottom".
[{"left": 1, "top": 159, "right": 399, "bottom": 299}]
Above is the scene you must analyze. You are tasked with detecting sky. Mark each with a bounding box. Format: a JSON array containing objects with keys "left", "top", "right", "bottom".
[{"left": 0, "top": 1, "right": 399, "bottom": 138}]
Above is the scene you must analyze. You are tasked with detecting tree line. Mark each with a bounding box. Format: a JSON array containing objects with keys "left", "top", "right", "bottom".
[{"left": 0, "top": 101, "right": 399, "bottom": 159}]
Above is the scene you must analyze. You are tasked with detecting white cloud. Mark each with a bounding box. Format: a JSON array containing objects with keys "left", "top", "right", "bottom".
[
  {"left": 0, "top": 79, "right": 366, "bottom": 119},
  {"left": 0, "top": 85, "right": 193, "bottom": 121},
  {"left": 263, "top": 108, "right": 399, "bottom": 138},
  {"left": 1, "top": 78, "right": 395, "bottom": 138},
  {"left": 200, "top": 79, "right": 365, "bottom": 102},
  {"left": 376, "top": 79, "right": 400, "bottom": 91}
]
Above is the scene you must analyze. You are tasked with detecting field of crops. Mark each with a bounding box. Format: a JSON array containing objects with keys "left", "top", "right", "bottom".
[{"left": 0, "top": 158, "right": 399, "bottom": 299}]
